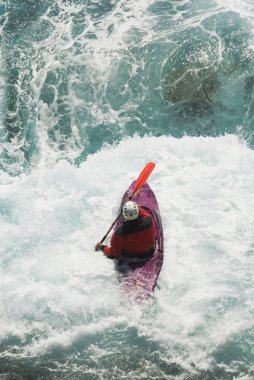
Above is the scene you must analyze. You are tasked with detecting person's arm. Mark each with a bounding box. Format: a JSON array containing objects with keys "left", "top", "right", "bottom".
[{"left": 95, "top": 232, "right": 122, "bottom": 258}]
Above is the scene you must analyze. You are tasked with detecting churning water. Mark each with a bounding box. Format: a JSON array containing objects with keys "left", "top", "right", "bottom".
[{"left": 1, "top": 0, "right": 254, "bottom": 379}]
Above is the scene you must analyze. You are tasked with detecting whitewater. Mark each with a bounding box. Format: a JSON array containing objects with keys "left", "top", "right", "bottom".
[{"left": 1, "top": 0, "right": 254, "bottom": 379}]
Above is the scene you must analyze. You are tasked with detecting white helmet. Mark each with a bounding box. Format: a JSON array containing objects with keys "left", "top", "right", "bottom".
[{"left": 122, "top": 201, "right": 139, "bottom": 221}]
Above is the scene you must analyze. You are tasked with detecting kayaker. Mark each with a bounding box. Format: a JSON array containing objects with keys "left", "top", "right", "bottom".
[{"left": 95, "top": 201, "right": 156, "bottom": 259}]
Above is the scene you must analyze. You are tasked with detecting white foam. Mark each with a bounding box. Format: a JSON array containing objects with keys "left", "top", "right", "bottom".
[
  {"left": 215, "top": 0, "right": 254, "bottom": 20},
  {"left": 0, "top": 135, "right": 254, "bottom": 372}
]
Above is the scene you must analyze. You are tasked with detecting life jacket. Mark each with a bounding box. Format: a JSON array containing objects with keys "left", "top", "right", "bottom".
[{"left": 103, "top": 207, "right": 155, "bottom": 258}]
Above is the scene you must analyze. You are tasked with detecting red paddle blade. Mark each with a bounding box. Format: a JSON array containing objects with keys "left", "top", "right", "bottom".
[
  {"left": 100, "top": 162, "right": 155, "bottom": 243},
  {"left": 132, "top": 162, "right": 155, "bottom": 196}
]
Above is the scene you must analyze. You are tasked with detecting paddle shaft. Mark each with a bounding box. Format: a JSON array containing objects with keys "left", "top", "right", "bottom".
[
  {"left": 99, "top": 162, "right": 155, "bottom": 244},
  {"left": 100, "top": 194, "right": 133, "bottom": 244},
  {"left": 100, "top": 214, "right": 120, "bottom": 244}
]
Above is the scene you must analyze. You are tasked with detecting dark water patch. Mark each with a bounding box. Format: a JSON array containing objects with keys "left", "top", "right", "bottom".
[
  {"left": 241, "top": 75, "right": 254, "bottom": 147},
  {"left": 163, "top": 67, "right": 220, "bottom": 117},
  {"left": 162, "top": 12, "right": 252, "bottom": 112},
  {"left": 4, "top": 1, "right": 49, "bottom": 40},
  {"left": 0, "top": 326, "right": 190, "bottom": 380},
  {"left": 2, "top": 326, "right": 253, "bottom": 380},
  {"left": 1, "top": 1, "right": 52, "bottom": 173},
  {"left": 42, "top": 69, "right": 73, "bottom": 150},
  {"left": 210, "top": 328, "right": 254, "bottom": 379},
  {"left": 73, "top": 122, "right": 122, "bottom": 166},
  {"left": 2, "top": 1, "right": 254, "bottom": 174},
  {"left": 155, "top": 10, "right": 254, "bottom": 143}
]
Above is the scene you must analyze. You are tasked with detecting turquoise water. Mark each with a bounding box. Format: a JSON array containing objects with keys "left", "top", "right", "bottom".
[{"left": 1, "top": 0, "right": 254, "bottom": 379}]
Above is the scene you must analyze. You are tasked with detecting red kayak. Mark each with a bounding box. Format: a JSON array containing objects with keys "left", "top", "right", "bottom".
[{"left": 114, "top": 181, "right": 164, "bottom": 302}]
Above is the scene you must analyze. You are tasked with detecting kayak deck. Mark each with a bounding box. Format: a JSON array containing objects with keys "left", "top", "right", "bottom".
[{"left": 114, "top": 181, "right": 163, "bottom": 302}]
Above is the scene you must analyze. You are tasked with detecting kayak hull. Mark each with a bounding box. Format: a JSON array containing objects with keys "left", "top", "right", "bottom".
[{"left": 114, "top": 181, "right": 163, "bottom": 302}]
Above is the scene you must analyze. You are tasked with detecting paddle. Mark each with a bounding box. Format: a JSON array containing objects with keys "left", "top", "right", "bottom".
[{"left": 100, "top": 162, "right": 155, "bottom": 244}]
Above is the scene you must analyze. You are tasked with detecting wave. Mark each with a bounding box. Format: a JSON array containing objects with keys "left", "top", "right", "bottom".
[
  {"left": 0, "top": 135, "right": 254, "bottom": 378},
  {"left": 0, "top": 0, "right": 254, "bottom": 174}
]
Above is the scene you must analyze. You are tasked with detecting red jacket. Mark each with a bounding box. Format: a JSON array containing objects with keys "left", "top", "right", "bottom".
[{"left": 103, "top": 207, "right": 155, "bottom": 258}]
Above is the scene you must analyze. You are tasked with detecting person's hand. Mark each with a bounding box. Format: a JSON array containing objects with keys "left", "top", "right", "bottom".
[{"left": 95, "top": 242, "right": 104, "bottom": 251}]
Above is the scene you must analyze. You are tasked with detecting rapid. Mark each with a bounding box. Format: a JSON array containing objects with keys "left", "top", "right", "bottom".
[{"left": 1, "top": 1, "right": 254, "bottom": 379}]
